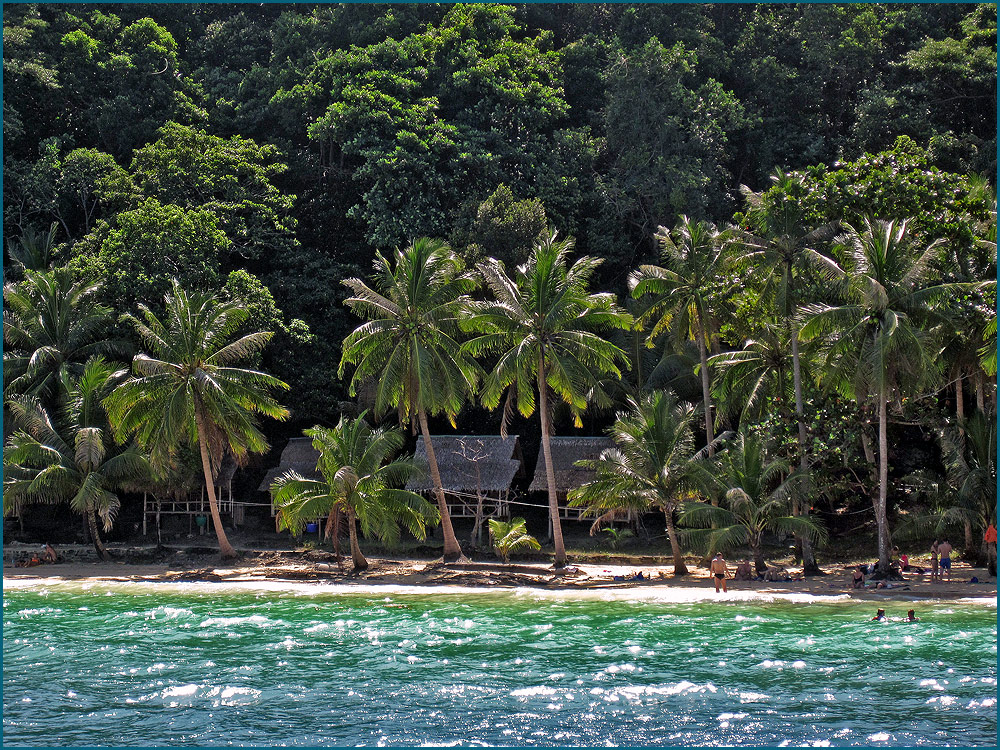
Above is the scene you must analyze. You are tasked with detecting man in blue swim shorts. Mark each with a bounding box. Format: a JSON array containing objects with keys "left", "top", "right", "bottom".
[{"left": 937, "top": 539, "right": 952, "bottom": 581}]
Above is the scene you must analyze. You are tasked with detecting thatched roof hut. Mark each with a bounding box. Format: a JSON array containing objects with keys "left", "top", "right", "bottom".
[
  {"left": 528, "top": 437, "right": 614, "bottom": 494},
  {"left": 256, "top": 437, "right": 320, "bottom": 492},
  {"left": 406, "top": 435, "right": 524, "bottom": 494}
]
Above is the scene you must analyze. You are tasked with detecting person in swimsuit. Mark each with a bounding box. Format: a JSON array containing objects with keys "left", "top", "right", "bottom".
[
  {"left": 871, "top": 608, "right": 886, "bottom": 621},
  {"left": 937, "top": 539, "right": 952, "bottom": 581},
  {"left": 930, "top": 540, "right": 939, "bottom": 582},
  {"left": 905, "top": 609, "right": 919, "bottom": 622},
  {"left": 852, "top": 566, "right": 865, "bottom": 589},
  {"left": 710, "top": 552, "right": 729, "bottom": 593}
]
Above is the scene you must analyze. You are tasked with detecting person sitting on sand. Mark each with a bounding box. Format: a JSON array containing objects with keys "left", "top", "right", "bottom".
[
  {"left": 43, "top": 543, "right": 57, "bottom": 563},
  {"left": 710, "top": 552, "right": 729, "bottom": 593},
  {"left": 900, "top": 553, "right": 910, "bottom": 572},
  {"left": 852, "top": 566, "right": 865, "bottom": 589},
  {"left": 734, "top": 560, "right": 753, "bottom": 581},
  {"left": 872, "top": 608, "right": 886, "bottom": 622},
  {"left": 905, "top": 609, "right": 919, "bottom": 622}
]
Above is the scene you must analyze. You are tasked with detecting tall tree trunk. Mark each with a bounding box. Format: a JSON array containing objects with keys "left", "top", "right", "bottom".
[
  {"left": 538, "top": 359, "right": 567, "bottom": 568},
  {"left": 663, "top": 507, "right": 687, "bottom": 575},
  {"left": 964, "top": 519, "right": 975, "bottom": 560},
  {"left": 347, "top": 511, "right": 368, "bottom": 572},
  {"left": 696, "top": 319, "right": 714, "bottom": 454},
  {"left": 956, "top": 369, "right": 965, "bottom": 427},
  {"left": 752, "top": 538, "right": 766, "bottom": 575},
  {"left": 875, "top": 391, "right": 891, "bottom": 575},
  {"left": 791, "top": 331, "right": 820, "bottom": 575},
  {"left": 417, "top": 408, "right": 463, "bottom": 562},
  {"left": 194, "top": 408, "right": 237, "bottom": 560},
  {"left": 86, "top": 504, "right": 110, "bottom": 561},
  {"left": 975, "top": 371, "right": 986, "bottom": 412},
  {"left": 324, "top": 508, "right": 343, "bottom": 570}
]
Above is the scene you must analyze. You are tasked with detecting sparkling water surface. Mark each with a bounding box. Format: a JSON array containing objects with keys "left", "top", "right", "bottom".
[{"left": 3, "top": 582, "right": 996, "bottom": 747}]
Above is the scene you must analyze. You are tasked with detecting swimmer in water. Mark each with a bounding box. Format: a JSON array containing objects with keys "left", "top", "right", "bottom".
[
  {"left": 905, "top": 609, "right": 919, "bottom": 622},
  {"left": 871, "top": 608, "right": 886, "bottom": 622}
]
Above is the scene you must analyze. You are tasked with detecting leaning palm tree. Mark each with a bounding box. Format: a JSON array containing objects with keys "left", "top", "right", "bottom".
[
  {"left": 465, "top": 231, "right": 632, "bottom": 568},
  {"left": 270, "top": 416, "right": 439, "bottom": 572},
  {"left": 568, "top": 391, "right": 713, "bottom": 575},
  {"left": 105, "top": 281, "right": 289, "bottom": 559},
  {"left": 3, "top": 357, "right": 149, "bottom": 560},
  {"left": 678, "top": 431, "right": 827, "bottom": 574},
  {"left": 339, "top": 237, "right": 481, "bottom": 563},
  {"left": 631, "top": 216, "right": 733, "bottom": 453},
  {"left": 800, "top": 218, "right": 957, "bottom": 575},
  {"left": 3, "top": 268, "right": 123, "bottom": 401}
]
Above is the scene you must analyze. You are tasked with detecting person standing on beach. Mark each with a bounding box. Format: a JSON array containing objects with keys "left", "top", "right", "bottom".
[
  {"left": 937, "top": 539, "right": 953, "bottom": 581},
  {"left": 710, "top": 552, "right": 729, "bottom": 593},
  {"left": 930, "top": 540, "right": 939, "bottom": 582}
]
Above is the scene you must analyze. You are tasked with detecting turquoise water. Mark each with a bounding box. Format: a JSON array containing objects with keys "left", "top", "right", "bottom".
[{"left": 3, "top": 582, "right": 996, "bottom": 747}]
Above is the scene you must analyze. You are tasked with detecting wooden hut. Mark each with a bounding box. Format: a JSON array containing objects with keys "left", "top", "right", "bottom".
[
  {"left": 258, "top": 437, "right": 321, "bottom": 515},
  {"left": 528, "top": 437, "right": 614, "bottom": 522},
  {"left": 406, "top": 435, "right": 525, "bottom": 520}
]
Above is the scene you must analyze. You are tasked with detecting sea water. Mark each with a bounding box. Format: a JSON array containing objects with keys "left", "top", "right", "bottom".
[{"left": 2, "top": 581, "right": 996, "bottom": 747}]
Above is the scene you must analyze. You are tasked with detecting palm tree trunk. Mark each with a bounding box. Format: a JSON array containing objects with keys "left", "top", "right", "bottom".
[
  {"left": 975, "top": 371, "right": 986, "bottom": 412},
  {"left": 194, "top": 407, "right": 237, "bottom": 560},
  {"left": 663, "top": 507, "right": 687, "bottom": 575},
  {"left": 752, "top": 535, "right": 766, "bottom": 575},
  {"left": 347, "top": 511, "right": 368, "bottom": 572},
  {"left": 696, "top": 319, "right": 714, "bottom": 454},
  {"left": 86, "top": 504, "right": 110, "bottom": 561},
  {"left": 963, "top": 519, "right": 975, "bottom": 560},
  {"left": 956, "top": 369, "right": 965, "bottom": 425},
  {"left": 875, "top": 390, "right": 891, "bottom": 575},
  {"left": 791, "top": 331, "right": 820, "bottom": 575},
  {"left": 417, "top": 407, "right": 463, "bottom": 562},
  {"left": 538, "top": 358, "right": 567, "bottom": 568}
]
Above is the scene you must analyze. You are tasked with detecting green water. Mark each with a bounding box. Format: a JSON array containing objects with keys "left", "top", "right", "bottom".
[{"left": 2, "top": 582, "right": 996, "bottom": 747}]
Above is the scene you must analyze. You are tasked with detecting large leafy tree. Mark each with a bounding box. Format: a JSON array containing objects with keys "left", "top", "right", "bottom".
[
  {"left": 3, "top": 268, "right": 122, "bottom": 401},
  {"left": 800, "top": 218, "right": 955, "bottom": 575},
  {"left": 465, "top": 231, "right": 632, "bottom": 568},
  {"left": 678, "top": 431, "right": 827, "bottom": 574},
  {"left": 3, "top": 357, "right": 148, "bottom": 560},
  {"left": 568, "top": 391, "right": 712, "bottom": 575},
  {"left": 271, "top": 416, "right": 438, "bottom": 572},
  {"left": 631, "top": 216, "right": 732, "bottom": 454},
  {"left": 105, "top": 281, "right": 289, "bottom": 559},
  {"left": 339, "top": 237, "right": 481, "bottom": 563}
]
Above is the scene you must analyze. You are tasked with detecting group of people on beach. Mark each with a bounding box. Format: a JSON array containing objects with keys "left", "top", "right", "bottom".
[
  {"left": 852, "top": 540, "right": 953, "bottom": 588},
  {"left": 13, "top": 544, "right": 58, "bottom": 567}
]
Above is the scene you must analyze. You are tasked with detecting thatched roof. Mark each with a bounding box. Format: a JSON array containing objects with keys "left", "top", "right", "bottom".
[
  {"left": 406, "top": 435, "right": 524, "bottom": 493},
  {"left": 528, "top": 437, "right": 614, "bottom": 493},
  {"left": 257, "top": 437, "right": 320, "bottom": 492}
]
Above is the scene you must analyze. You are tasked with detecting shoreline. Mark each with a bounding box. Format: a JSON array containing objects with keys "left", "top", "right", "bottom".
[{"left": 4, "top": 554, "right": 996, "bottom": 603}]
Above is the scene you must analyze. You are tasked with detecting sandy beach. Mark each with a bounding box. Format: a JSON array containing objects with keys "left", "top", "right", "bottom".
[{"left": 4, "top": 550, "right": 996, "bottom": 602}]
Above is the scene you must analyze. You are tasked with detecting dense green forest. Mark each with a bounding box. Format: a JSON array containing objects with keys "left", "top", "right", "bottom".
[{"left": 3, "top": 3, "right": 996, "bottom": 571}]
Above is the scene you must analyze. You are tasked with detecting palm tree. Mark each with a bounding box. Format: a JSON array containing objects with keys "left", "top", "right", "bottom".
[
  {"left": 678, "top": 431, "right": 827, "bottom": 574},
  {"left": 630, "top": 216, "right": 733, "bottom": 454},
  {"left": 709, "top": 324, "right": 795, "bottom": 426},
  {"left": 735, "top": 174, "right": 841, "bottom": 574},
  {"left": 464, "top": 231, "right": 632, "bottom": 568},
  {"left": 339, "top": 237, "right": 481, "bottom": 563},
  {"left": 105, "top": 281, "right": 289, "bottom": 560},
  {"left": 3, "top": 268, "right": 123, "bottom": 401},
  {"left": 3, "top": 357, "right": 149, "bottom": 560},
  {"left": 270, "top": 416, "right": 439, "bottom": 572},
  {"left": 5, "top": 222, "right": 58, "bottom": 277},
  {"left": 938, "top": 410, "right": 996, "bottom": 569},
  {"left": 568, "top": 391, "right": 713, "bottom": 575},
  {"left": 489, "top": 517, "right": 541, "bottom": 564},
  {"left": 800, "top": 218, "right": 956, "bottom": 575}
]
